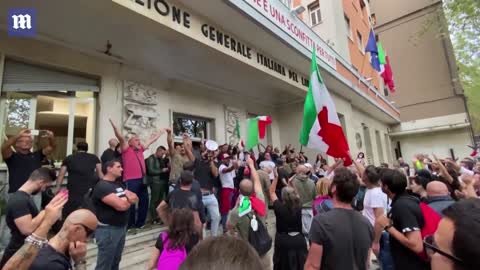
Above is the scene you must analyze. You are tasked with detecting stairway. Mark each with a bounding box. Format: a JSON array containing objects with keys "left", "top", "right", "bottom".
[{"left": 85, "top": 226, "right": 166, "bottom": 270}]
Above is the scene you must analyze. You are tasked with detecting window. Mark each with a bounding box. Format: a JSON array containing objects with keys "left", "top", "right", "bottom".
[
  {"left": 359, "top": 0, "right": 366, "bottom": 9},
  {"left": 357, "top": 31, "right": 364, "bottom": 52},
  {"left": 279, "top": 0, "right": 291, "bottom": 8},
  {"left": 383, "top": 85, "right": 389, "bottom": 97},
  {"left": 344, "top": 15, "right": 352, "bottom": 39},
  {"left": 370, "top": 13, "right": 377, "bottom": 26},
  {"left": 172, "top": 113, "right": 213, "bottom": 142},
  {"left": 375, "top": 130, "right": 384, "bottom": 163},
  {"left": 1, "top": 60, "right": 98, "bottom": 164},
  {"left": 337, "top": 113, "right": 348, "bottom": 139},
  {"left": 1, "top": 92, "right": 97, "bottom": 163},
  {"left": 309, "top": 2, "right": 322, "bottom": 26}
]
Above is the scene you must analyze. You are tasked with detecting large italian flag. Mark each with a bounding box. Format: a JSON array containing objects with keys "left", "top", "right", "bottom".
[{"left": 299, "top": 50, "right": 352, "bottom": 166}]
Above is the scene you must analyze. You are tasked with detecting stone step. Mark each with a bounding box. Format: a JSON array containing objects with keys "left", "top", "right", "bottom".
[{"left": 86, "top": 226, "right": 166, "bottom": 269}]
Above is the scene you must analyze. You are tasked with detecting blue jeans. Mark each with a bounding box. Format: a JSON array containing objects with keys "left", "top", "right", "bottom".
[
  {"left": 126, "top": 178, "right": 149, "bottom": 228},
  {"left": 95, "top": 225, "right": 127, "bottom": 270},
  {"left": 202, "top": 194, "right": 221, "bottom": 236},
  {"left": 379, "top": 231, "right": 395, "bottom": 270}
]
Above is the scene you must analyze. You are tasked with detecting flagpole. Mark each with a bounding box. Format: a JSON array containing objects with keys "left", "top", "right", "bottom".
[{"left": 357, "top": 53, "right": 369, "bottom": 86}]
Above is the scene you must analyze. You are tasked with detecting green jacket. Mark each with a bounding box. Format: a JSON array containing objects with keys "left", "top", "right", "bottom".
[
  {"left": 145, "top": 154, "right": 169, "bottom": 184},
  {"left": 292, "top": 174, "right": 316, "bottom": 208}
]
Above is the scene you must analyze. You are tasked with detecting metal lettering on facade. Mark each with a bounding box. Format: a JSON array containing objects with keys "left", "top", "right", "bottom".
[
  {"left": 112, "top": 0, "right": 310, "bottom": 90},
  {"left": 229, "top": 0, "right": 337, "bottom": 70}
]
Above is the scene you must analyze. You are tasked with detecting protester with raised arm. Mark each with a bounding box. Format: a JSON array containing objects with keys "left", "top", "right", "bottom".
[
  {"left": 109, "top": 119, "right": 164, "bottom": 229},
  {"left": 1, "top": 129, "right": 55, "bottom": 195},
  {"left": 0, "top": 168, "right": 59, "bottom": 268},
  {"left": 2, "top": 192, "right": 68, "bottom": 270},
  {"left": 166, "top": 128, "right": 195, "bottom": 192}
]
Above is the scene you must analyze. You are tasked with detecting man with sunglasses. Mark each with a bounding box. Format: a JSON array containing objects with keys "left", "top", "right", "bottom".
[
  {"left": 29, "top": 209, "right": 98, "bottom": 270},
  {"left": 425, "top": 198, "right": 480, "bottom": 270}
]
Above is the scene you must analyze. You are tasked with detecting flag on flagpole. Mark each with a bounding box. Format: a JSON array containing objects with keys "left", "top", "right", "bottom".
[
  {"left": 257, "top": 116, "right": 272, "bottom": 139},
  {"left": 246, "top": 118, "right": 259, "bottom": 150},
  {"left": 377, "top": 42, "right": 386, "bottom": 65},
  {"left": 299, "top": 49, "right": 352, "bottom": 166},
  {"left": 381, "top": 55, "right": 395, "bottom": 93},
  {"left": 365, "top": 30, "right": 381, "bottom": 72}
]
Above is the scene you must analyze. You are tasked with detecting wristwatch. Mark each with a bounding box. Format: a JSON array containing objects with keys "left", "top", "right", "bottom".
[{"left": 384, "top": 223, "right": 394, "bottom": 231}]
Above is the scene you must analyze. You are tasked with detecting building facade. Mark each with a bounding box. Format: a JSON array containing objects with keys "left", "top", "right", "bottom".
[
  {"left": 370, "top": 0, "right": 473, "bottom": 160},
  {"left": 0, "top": 0, "right": 400, "bottom": 191}
]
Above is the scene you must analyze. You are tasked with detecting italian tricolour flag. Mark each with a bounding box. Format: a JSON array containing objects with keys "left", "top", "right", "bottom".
[
  {"left": 246, "top": 116, "right": 272, "bottom": 150},
  {"left": 299, "top": 50, "right": 352, "bottom": 166}
]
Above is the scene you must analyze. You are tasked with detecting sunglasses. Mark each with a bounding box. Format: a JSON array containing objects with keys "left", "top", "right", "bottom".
[
  {"left": 74, "top": 223, "right": 95, "bottom": 237},
  {"left": 423, "top": 235, "right": 463, "bottom": 264}
]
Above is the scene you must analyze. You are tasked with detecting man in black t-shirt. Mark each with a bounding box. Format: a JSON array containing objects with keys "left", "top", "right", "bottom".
[
  {"left": 30, "top": 209, "right": 98, "bottom": 270},
  {"left": 92, "top": 160, "right": 138, "bottom": 270},
  {"left": 0, "top": 167, "right": 57, "bottom": 268},
  {"left": 55, "top": 142, "right": 103, "bottom": 219},
  {"left": 194, "top": 149, "right": 220, "bottom": 236},
  {"left": 306, "top": 168, "right": 373, "bottom": 270},
  {"left": 157, "top": 170, "right": 203, "bottom": 237},
  {"left": 101, "top": 138, "right": 120, "bottom": 163},
  {"left": 377, "top": 169, "right": 430, "bottom": 270},
  {"left": 1, "top": 129, "right": 55, "bottom": 193}
]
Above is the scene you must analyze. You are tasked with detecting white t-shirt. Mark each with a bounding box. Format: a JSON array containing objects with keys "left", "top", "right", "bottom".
[
  {"left": 362, "top": 187, "right": 389, "bottom": 226},
  {"left": 219, "top": 164, "right": 235, "bottom": 189},
  {"left": 259, "top": 160, "right": 276, "bottom": 179}
]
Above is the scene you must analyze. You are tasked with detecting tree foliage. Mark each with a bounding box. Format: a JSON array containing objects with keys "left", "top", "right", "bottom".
[{"left": 443, "top": 0, "right": 480, "bottom": 134}]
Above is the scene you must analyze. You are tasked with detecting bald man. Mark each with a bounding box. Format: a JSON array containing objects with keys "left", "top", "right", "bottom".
[
  {"left": 426, "top": 181, "right": 455, "bottom": 217},
  {"left": 101, "top": 138, "right": 120, "bottom": 164},
  {"left": 29, "top": 209, "right": 98, "bottom": 270},
  {"left": 227, "top": 158, "right": 271, "bottom": 269},
  {"left": 291, "top": 164, "right": 316, "bottom": 235}
]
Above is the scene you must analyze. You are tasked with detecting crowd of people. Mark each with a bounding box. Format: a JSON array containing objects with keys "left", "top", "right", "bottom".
[{"left": 0, "top": 125, "right": 480, "bottom": 270}]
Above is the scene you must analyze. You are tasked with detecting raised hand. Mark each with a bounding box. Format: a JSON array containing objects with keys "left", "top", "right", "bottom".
[{"left": 44, "top": 190, "right": 69, "bottom": 226}]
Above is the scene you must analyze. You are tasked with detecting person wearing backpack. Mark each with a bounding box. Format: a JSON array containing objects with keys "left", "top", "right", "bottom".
[
  {"left": 147, "top": 208, "right": 199, "bottom": 270},
  {"left": 227, "top": 157, "right": 270, "bottom": 269},
  {"left": 377, "top": 169, "right": 433, "bottom": 270}
]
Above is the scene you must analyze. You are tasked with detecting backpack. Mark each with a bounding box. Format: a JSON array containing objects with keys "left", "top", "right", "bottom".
[
  {"left": 351, "top": 186, "right": 366, "bottom": 211},
  {"left": 157, "top": 232, "right": 187, "bottom": 270},
  {"left": 247, "top": 213, "right": 272, "bottom": 256},
  {"left": 418, "top": 202, "right": 441, "bottom": 260},
  {"left": 313, "top": 199, "right": 333, "bottom": 216}
]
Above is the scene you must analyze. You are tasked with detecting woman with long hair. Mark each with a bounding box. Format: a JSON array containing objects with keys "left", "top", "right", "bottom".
[
  {"left": 148, "top": 208, "right": 200, "bottom": 270},
  {"left": 312, "top": 178, "right": 333, "bottom": 216},
  {"left": 269, "top": 169, "right": 307, "bottom": 270}
]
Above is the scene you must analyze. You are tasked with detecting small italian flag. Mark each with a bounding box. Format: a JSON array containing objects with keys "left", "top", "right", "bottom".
[
  {"left": 299, "top": 49, "right": 352, "bottom": 166},
  {"left": 246, "top": 116, "right": 272, "bottom": 150}
]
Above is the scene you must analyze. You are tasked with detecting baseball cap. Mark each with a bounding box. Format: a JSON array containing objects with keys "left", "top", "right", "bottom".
[{"left": 221, "top": 153, "right": 231, "bottom": 160}]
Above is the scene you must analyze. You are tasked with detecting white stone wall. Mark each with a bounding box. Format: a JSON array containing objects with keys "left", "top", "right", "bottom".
[{"left": 393, "top": 128, "right": 472, "bottom": 162}]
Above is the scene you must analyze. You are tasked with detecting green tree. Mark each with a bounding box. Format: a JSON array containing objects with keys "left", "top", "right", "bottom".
[{"left": 443, "top": 0, "right": 480, "bottom": 135}]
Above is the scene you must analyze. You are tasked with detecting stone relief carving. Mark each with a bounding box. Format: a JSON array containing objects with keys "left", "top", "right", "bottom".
[
  {"left": 225, "top": 106, "right": 241, "bottom": 145},
  {"left": 123, "top": 81, "right": 159, "bottom": 141}
]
